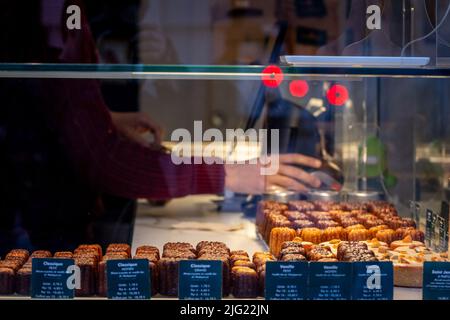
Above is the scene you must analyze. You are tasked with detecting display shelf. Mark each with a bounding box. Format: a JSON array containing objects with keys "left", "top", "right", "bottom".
[{"left": 1, "top": 63, "right": 450, "bottom": 80}]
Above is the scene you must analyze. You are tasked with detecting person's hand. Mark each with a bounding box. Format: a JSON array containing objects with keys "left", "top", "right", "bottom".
[
  {"left": 225, "top": 154, "right": 322, "bottom": 194},
  {"left": 139, "top": 24, "right": 169, "bottom": 63},
  {"left": 111, "top": 112, "right": 163, "bottom": 148}
]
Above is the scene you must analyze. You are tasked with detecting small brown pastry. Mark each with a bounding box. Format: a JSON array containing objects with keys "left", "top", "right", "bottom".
[
  {"left": 31, "top": 251, "right": 52, "bottom": 258},
  {"left": 135, "top": 246, "right": 160, "bottom": 259},
  {"left": 158, "top": 258, "right": 182, "bottom": 297},
  {"left": 368, "top": 225, "right": 389, "bottom": 239},
  {"left": 395, "top": 227, "right": 425, "bottom": 242},
  {"left": 321, "top": 227, "right": 346, "bottom": 242},
  {"left": 375, "top": 229, "right": 396, "bottom": 244},
  {"left": 230, "top": 250, "right": 249, "bottom": 257},
  {"left": 283, "top": 211, "right": 310, "bottom": 222},
  {"left": 77, "top": 244, "right": 103, "bottom": 258},
  {"left": 198, "top": 254, "right": 231, "bottom": 297},
  {"left": 337, "top": 241, "right": 368, "bottom": 260},
  {"left": 308, "top": 211, "right": 334, "bottom": 222},
  {"left": 316, "top": 220, "right": 339, "bottom": 230},
  {"left": 97, "top": 253, "right": 129, "bottom": 297},
  {"left": 0, "top": 267, "right": 15, "bottom": 295},
  {"left": 231, "top": 267, "right": 258, "bottom": 298},
  {"left": 347, "top": 228, "right": 371, "bottom": 242},
  {"left": 340, "top": 218, "right": 361, "bottom": 228},
  {"left": 279, "top": 246, "right": 307, "bottom": 260},
  {"left": 288, "top": 200, "right": 315, "bottom": 212},
  {"left": 345, "top": 224, "right": 366, "bottom": 232},
  {"left": 291, "top": 219, "right": 315, "bottom": 230},
  {"left": 74, "top": 256, "right": 97, "bottom": 297},
  {"left": 299, "top": 228, "right": 323, "bottom": 244},
  {"left": 230, "top": 255, "right": 251, "bottom": 265},
  {"left": 269, "top": 227, "right": 296, "bottom": 257},
  {"left": 106, "top": 244, "right": 131, "bottom": 258},
  {"left": 233, "top": 260, "right": 256, "bottom": 269},
  {"left": 281, "top": 254, "right": 307, "bottom": 262},
  {"left": 53, "top": 252, "right": 74, "bottom": 259},
  {"left": 162, "top": 249, "right": 196, "bottom": 260},
  {"left": 15, "top": 267, "right": 32, "bottom": 296},
  {"left": 307, "top": 246, "right": 335, "bottom": 261}
]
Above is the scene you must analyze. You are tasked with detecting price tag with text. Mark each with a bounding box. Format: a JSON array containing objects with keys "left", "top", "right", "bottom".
[
  {"left": 179, "top": 260, "right": 222, "bottom": 300},
  {"left": 31, "top": 258, "right": 76, "bottom": 299},
  {"left": 265, "top": 261, "right": 308, "bottom": 300},
  {"left": 423, "top": 262, "right": 450, "bottom": 300},
  {"left": 351, "top": 262, "right": 394, "bottom": 300},
  {"left": 308, "top": 262, "right": 352, "bottom": 300},
  {"left": 106, "top": 259, "right": 151, "bottom": 300}
]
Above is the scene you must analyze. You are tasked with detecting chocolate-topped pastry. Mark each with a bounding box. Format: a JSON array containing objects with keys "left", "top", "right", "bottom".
[
  {"left": 340, "top": 247, "right": 378, "bottom": 262},
  {"left": 0, "top": 267, "right": 15, "bottom": 295},
  {"left": 288, "top": 200, "right": 315, "bottom": 212},
  {"left": 106, "top": 244, "right": 131, "bottom": 258},
  {"left": 279, "top": 247, "right": 307, "bottom": 260},
  {"left": 281, "top": 241, "right": 305, "bottom": 251},
  {"left": 337, "top": 242, "right": 368, "bottom": 260},
  {"left": 291, "top": 219, "right": 315, "bottom": 230},
  {"left": 74, "top": 256, "right": 97, "bottom": 297},
  {"left": 283, "top": 211, "right": 310, "bottom": 222},
  {"left": 307, "top": 246, "right": 335, "bottom": 261},
  {"left": 54, "top": 252, "right": 74, "bottom": 259},
  {"left": 15, "top": 267, "right": 32, "bottom": 296},
  {"left": 231, "top": 267, "right": 258, "bottom": 298},
  {"left": 281, "top": 254, "right": 307, "bottom": 262},
  {"left": 196, "top": 241, "right": 228, "bottom": 252},
  {"left": 197, "top": 247, "right": 230, "bottom": 258}
]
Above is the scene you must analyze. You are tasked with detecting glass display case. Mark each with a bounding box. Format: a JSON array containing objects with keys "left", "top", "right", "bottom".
[{"left": 1, "top": 0, "right": 450, "bottom": 302}]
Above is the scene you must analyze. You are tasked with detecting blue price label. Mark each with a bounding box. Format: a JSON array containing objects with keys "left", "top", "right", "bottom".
[
  {"left": 179, "top": 260, "right": 222, "bottom": 300},
  {"left": 265, "top": 261, "right": 308, "bottom": 300},
  {"left": 423, "top": 262, "right": 450, "bottom": 300},
  {"left": 31, "top": 258, "right": 75, "bottom": 299},
  {"left": 106, "top": 259, "right": 151, "bottom": 300},
  {"left": 308, "top": 262, "right": 352, "bottom": 300},
  {"left": 351, "top": 262, "right": 393, "bottom": 300}
]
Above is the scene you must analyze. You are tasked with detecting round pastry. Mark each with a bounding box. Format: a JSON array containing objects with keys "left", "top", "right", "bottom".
[
  {"left": 321, "top": 227, "right": 346, "bottom": 242},
  {"left": 395, "top": 227, "right": 425, "bottom": 242},
  {"left": 347, "top": 228, "right": 371, "bottom": 242},
  {"left": 390, "top": 236, "right": 425, "bottom": 250},
  {"left": 368, "top": 225, "right": 389, "bottom": 239},
  {"left": 299, "top": 228, "right": 323, "bottom": 244},
  {"left": 269, "top": 227, "right": 296, "bottom": 257},
  {"left": 375, "top": 229, "right": 396, "bottom": 244},
  {"left": 279, "top": 246, "right": 307, "bottom": 260},
  {"left": 316, "top": 220, "right": 339, "bottom": 230}
]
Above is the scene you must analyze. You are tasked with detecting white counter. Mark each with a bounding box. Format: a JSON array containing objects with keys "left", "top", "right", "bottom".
[{"left": 132, "top": 195, "right": 423, "bottom": 301}]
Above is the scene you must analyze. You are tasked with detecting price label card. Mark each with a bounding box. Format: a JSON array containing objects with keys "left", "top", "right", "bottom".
[
  {"left": 423, "top": 262, "right": 450, "bottom": 300},
  {"left": 106, "top": 259, "right": 151, "bottom": 300},
  {"left": 179, "top": 260, "right": 222, "bottom": 300},
  {"left": 351, "top": 262, "right": 394, "bottom": 300},
  {"left": 308, "top": 262, "right": 352, "bottom": 300},
  {"left": 265, "top": 261, "right": 308, "bottom": 300},
  {"left": 31, "top": 258, "right": 75, "bottom": 299}
]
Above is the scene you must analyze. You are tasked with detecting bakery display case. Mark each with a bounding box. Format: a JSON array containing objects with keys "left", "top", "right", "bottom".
[
  {"left": 1, "top": 0, "right": 450, "bottom": 302},
  {"left": 0, "top": 63, "right": 449, "bottom": 300}
]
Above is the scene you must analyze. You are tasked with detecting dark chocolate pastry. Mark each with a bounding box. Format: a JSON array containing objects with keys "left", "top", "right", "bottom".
[
  {"left": 231, "top": 267, "right": 258, "bottom": 298},
  {"left": 0, "top": 267, "right": 15, "bottom": 295},
  {"left": 281, "top": 254, "right": 307, "bottom": 262}
]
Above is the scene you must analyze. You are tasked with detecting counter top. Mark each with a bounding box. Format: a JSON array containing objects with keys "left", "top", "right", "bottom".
[{"left": 132, "top": 195, "right": 423, "bottom": 301}]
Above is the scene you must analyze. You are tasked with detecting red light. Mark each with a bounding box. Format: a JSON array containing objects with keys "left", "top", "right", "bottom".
[
  {"left": 326, "top": 84, "right": 349, "bottom": 106},
  {"left": 261, "top": 65, "right": 284, "bottom": 88},
  {"left": 289, "top": 80, "right": 309, "bottom": 98}
]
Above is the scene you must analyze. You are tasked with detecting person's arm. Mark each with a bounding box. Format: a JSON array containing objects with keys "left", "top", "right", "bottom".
[{"left": 44, "top": 78, "right": 224, "bottom": 200}]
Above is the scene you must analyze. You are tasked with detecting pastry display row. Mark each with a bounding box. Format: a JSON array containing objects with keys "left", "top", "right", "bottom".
[{"left": 257, "top": 200, "right": 449, "bottom": 287}]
